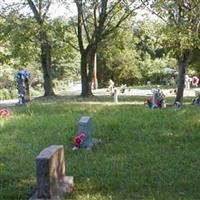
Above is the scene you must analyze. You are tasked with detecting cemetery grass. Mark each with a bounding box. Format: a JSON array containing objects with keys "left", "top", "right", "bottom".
[{"left": 0, "top": 99, "right": 200, "bottom": 200}]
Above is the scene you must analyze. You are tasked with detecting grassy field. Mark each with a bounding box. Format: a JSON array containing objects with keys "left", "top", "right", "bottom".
[{"left": 0, "top": 96, "right": 200, "bottom": 200}]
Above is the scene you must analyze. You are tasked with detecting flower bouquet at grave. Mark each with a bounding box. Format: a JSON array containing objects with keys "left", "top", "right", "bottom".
[
  {"left": 72, "top": 132, "right": 86, "bottom": 150},
  {"left": 192, "top": 93, "right": 200, "bottom": 106},
  {"left": 145, "top": 89, "right": 166, "bottom": 109},
  {"left": 0, "top": 108, "right": 11, "bottom": 117},
  {"left": 16, "top": 70, "right": 31, "bottom": 104},
  {"left": 145, "top": 96, "right": 153, "bottom": 108},
  {"left": 157, "top": 91, "right": 166, "bottom": 108}
]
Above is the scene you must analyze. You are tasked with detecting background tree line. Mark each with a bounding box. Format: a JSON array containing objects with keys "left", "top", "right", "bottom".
[{"left": 0, "top": 0, "right": 199, "bottom": 102}]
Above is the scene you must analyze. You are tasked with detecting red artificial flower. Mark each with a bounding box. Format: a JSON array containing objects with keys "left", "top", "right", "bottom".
[
  {"left": 73, "top": 133, "right": 85, "bottom": 147},
  {"left": 0, "top": 108, "right": 11, "bottom": 117}
]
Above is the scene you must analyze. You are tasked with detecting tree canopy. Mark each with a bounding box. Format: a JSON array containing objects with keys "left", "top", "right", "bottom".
[{"left": 0, "top": 0, "right": 199, "bottom": 100}]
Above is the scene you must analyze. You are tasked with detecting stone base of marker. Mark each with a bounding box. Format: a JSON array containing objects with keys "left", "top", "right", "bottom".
[
  {"left": 84, "top": 138, "right": 102, "bottom": 150},
  {"left": 30, "top": 176, "right": 73, "bottom": 200},
  {"left": 30, "top": 145, "right": 74, "bottom": 200}
]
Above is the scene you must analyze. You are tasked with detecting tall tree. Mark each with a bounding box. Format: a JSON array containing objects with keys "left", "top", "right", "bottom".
[
  {"left": 70, "top": 0, "right": 141, "bottom": 96},
  {"left": 0, "top": 0, "right": 55, "bottom": 96},
  {"left": 145, "top": 0, "right": 200, "bottom": 103},
  {"left": 27, "top": 0, "right": 55, "bottom": 96}
]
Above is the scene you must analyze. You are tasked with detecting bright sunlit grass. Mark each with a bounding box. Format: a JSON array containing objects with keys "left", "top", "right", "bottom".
[{"left": 0, "top": 97, "right": 200, "bottom": 200}]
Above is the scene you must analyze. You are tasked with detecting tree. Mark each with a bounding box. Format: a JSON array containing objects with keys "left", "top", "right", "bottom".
[
  {"left": 27, "top": 0, "right": 55, "bottom": 96},
  {"left": 146, "top": 0, "right": 200, "bottom": 103},
  {"left": 0, "top": 0, "right": 55, "bottom": 96},
  {"left": 97, "top": 21, "right": 141, "bottom": 86},
  {"left": 70, "top": 0, "right": 141, "bottom": 96}
]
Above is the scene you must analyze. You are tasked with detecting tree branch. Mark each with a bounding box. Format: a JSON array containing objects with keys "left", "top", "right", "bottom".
[
  {"left": 27, "top": 0, "right": 42, "bottom": 24},
  {"left": 140, "top": 0, "right": 168, "bottom": 24},
  {"left": 42, "top": 0, "right": 52, "bottom": 19},
  {"left": 81, "top": 9, "right": 91, "bottom": 43},
  {"left": 74, "top": 0, "right": 85, "bottom": 51},
  {"left": 65, "top": 39, "right": 80, "bottom": 51}
]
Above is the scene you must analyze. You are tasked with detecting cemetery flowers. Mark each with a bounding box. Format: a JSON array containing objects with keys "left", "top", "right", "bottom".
[
  {"left": 0, "top": 108, "right": 11, "bottom": 117},
  {"left": 73, "top": 132, "right": 86, "bottom": 148}
]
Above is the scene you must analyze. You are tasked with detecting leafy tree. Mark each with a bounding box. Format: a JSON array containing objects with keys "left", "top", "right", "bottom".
[
  {"left": 69, "top": 0, "right": 142, "bottom": 96},
  {"left": 0, "top": 1, "right": 80, "bottom": 96},
  {"left": 98, "top": 22, "right": 141, "bottom": 86},
  {"left": 48, "top": 19, "right": 80, "bottom": 81},
  {"left": 134, "top": 20, "right": 177, "bottom": 84},
  {"left": 0, "top": 0, "right": 56, "bottom": 95},
  {"left": 147, "top": 0, "right": 200, "bottom": 102},
  {"left": 26, "top": 0, "right": 55, "bottom": 96}
]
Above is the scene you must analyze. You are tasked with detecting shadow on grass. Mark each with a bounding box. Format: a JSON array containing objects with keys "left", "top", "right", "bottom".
[{"left": 32, "top": 94, "right": 194, "bottom": 106}]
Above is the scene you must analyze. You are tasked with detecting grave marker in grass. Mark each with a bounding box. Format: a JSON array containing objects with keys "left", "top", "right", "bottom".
[
  {"left": 73, "top": 116, "right": 101, "bottom": 150},
  {"left": 30, "top": 145, "right": 73, "bottom": 200}
]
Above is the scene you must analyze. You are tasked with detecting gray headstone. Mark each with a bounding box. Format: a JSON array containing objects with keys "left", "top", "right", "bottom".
[
  {"left": 78, "top": 116, "right": 92, "bottom": 148},
  {"left": 30, "top": 145, "right": 73, "bottom": 200}
]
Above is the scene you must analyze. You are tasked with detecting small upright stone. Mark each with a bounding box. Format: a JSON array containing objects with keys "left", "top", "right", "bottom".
[
  {"left": 30, "top": 145, "right": 73, "bottom": 200},
  {"left": 78, "top": 116, "right": 92, "bottom": 148},
  {"left": 113, "top": 88, "right": 118, "bottom": 103}
]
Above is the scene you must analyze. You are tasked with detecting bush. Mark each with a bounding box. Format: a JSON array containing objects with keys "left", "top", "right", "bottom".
[{"left": 0, "top": 88, "right": 11, "bottom": 100}]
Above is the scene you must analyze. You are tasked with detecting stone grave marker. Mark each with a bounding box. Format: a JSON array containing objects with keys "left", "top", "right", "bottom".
[
  {"left": 30, "top": 145, "right": 74, "bottom": 200},
  {"left": 73, "top": 116, "right": 101, "bottom": 150},
  {"left": 113, "top": 88, "right": 118, "bottom": 103},
  {"left": 78, "top": 116, "right": 92, "bottom": 148}
]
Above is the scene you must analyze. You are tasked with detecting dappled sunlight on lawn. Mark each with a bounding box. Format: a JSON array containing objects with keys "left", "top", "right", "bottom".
[
  {"left": 65, "top": 192, "right": 113, "bottom": 200},
  {"left": 1, "top": 102, "right": 200, "bottom": 200}
]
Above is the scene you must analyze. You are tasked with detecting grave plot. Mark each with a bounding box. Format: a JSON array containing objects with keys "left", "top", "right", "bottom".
[{"left": 30, "top": 145, "right": 74, "bottom": 200}]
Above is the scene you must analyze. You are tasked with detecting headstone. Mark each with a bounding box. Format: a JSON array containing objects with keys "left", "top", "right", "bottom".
[
  {"left": 193, "top": 91, "right": 200, "bottom": 106},
  {"left": 78, "top": 116, "right": 92, "bottom": 148},
  {"left": 150, "top": 87, "right": 166, "bottom": 109},
  {"left": 16, "top": 70, "right": 31, "bottom": 104},
  {"left": 107, "top": 79, "right": 114, "bottom": 94},
  {"left": 185, "top": 75, "right": 191, "bottom": 89},
  {"left": 152, "top": 88, "right": 158, "bottom": 108},
  {"left": 30, "top": 145, "right": 74, "bottom": 200},
  {"left": 73, "top": 116, "right": 101, "bottom": 150},
  {"left": 113, "top": 88, "right": 118, "bottom": 103},
  {"left": 174, "top": 101, "right": 181, "bottom": 111}
]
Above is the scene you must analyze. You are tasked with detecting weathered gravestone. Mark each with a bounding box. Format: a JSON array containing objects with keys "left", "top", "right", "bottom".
[
  {"left": 72, "top": 116, "right": 101, "bottom": 150},
  {"left": 113, "top": 88, "right": 118, "bottom": 103},
  {"left": 30, "top": 145, "right": 74, "bottom": 200},
  {"left": 16, "top": 70, "right": 31, "bottom": 104},
  {"left": 78, "top": 116, "right": 92, "bottom": 148}
]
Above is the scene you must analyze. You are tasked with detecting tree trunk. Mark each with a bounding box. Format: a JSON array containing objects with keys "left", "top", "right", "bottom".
[
  {"left": 175, "top": 51, "right": 191, "bottom": 103},
  {"left": 80, "top": 51, "right": 92, "bottom": 97},
  {"left": 41, "top": 42, "right": 55, "bottom": 96},
  {"left": 39, "top": 30, "right": 55, "bottom": 96},
  {"left": 24, "top": 78, "right": 30, "bottom": 102},
  {"left": 88, "top": 50, "right": 96, "bottom": 92},
  {"left": 93, "top": 53, "right": 98, "bottom": 90},
  {"left": 80, "top": 45, "right": 98, "bottom": 97}
]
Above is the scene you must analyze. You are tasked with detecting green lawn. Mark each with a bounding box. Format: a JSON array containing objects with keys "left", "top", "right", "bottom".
[{"left": 0, "top": 96, "right": 200, "bottom": 200}]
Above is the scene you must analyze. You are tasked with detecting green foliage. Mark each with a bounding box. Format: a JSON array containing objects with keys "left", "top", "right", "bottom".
[
  {"left": 0, "top": 100, "right": 200, "bottom": 200},
  {"left": 98, "top": 20, "right": 177, "bottom": 86},
  {"left": 0, "top": 14, "right": 80, "bottom": 96},
  {"left": 0, "top": 15, "right": 40, "bottom": 67},
  {"left": 98, "top": 23, "right": 141, "bottom": 86},
  {"left": 152, "top": 0, "right": 200, "bottom": 54},
  {"left": 49, "top": 19, "right": 80, "bottom": 80}
]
